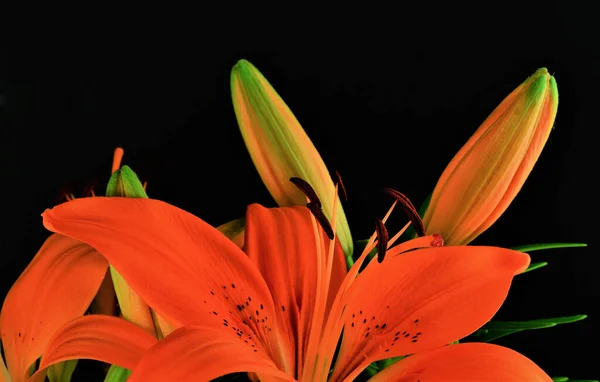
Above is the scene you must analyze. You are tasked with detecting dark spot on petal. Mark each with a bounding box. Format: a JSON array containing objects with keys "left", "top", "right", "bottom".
[
  {"left": 381, "top": 323, "right": 387, "bottom": 329},
  {"left": 231, "top": 284, "right": 236, "bottom": 288}
]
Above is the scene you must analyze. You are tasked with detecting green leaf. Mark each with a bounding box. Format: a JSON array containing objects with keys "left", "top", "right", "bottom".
[
  {"left": 364, "top": 363, "right": 380, "bottom": 377},
  {"left": 483, "top": 315, "right": 587, "bottom": 330},
  {"left": 469, "top": 315, "right": 587, "bottom": 342},
  {"left": 511, "top": 243, "right": 587, "bottom": 252},
  {"left": 552, "top": 378, "right": 598, "bottom": 382},
  {"left": 104, "top": 365, "right": 132, "bottom": 382},
  {"left": 521, "top": 261, "right": 548, "bottom": 274},
  {"left": 47, "top": 360, "right": 78, "bottom": 382},
  {"left": 376, "top": 356, "right": 406, "bottom": 370},
  {"left": 106, "top": 166, "right": 148, "bottom": 198}
]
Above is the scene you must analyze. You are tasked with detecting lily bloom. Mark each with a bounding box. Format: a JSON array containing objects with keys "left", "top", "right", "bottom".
[
  {"left": 231, "top": 59, "right": 353, "bottom": 257},
  {"left": 423, "top": 68, "right": 559, "bottom": 245},
  {"left": 39, "top": 185, "right": 550, "bottom": 381}
]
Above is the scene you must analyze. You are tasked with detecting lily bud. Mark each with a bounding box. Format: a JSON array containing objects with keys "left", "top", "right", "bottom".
[
  {"left": 105, "top": 165, "right": 159, "bottom": 339},
  {"left": 423, "top": 68, "right": 558, "bottom": 245},
  {"left": 231, "top": 59, "right": 353, "bottom": 256}
]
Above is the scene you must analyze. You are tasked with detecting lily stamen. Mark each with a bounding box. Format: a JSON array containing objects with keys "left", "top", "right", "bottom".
[
  {"left": 384, "top": 188, "right": 425, "bottom": 237},
  {"left": 375, "top": 219, "right": 389, "bottom": 263},
  {"left": 290, "top": 177, "right": 322, "bottom": 208},
  {"left": 306, "top": 202, "right": 334, "bottom": 240},
  {"left": 334, "top": 171, "right": 347, "bottom": 201}
]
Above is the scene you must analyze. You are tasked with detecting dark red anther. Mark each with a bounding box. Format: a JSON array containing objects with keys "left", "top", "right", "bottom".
[
  {"left": 335, "top": 170, "right": 348, "bottom": 201},
  {"left": 306, "top": 201, "right": 335, "bottom": 240},
  {"left": 383, "top": 188, "right": 426, "bottom": 237},
  {"left": 375, "top": 219, "right": 389, "bottom": 263},
  {"left": 290, "top": 177, "right": 322, "bottom": 208}
]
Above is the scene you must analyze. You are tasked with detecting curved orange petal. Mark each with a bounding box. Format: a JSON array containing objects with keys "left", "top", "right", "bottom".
[
  {"left": 128, "top": 325, "right": 294, "bottom": 382},
  {"left": 245, "top": 204, "right": 346, "bottom": 377},
  {"left": 329, "top": 245, "right": 530, "bottom": 381},
  {"left": 0, "top": 234, "right": 108, "bottom": 381},
  {"left": 370, "top": 343, "right": 551, "bottom": 381},
  {"left": 41, "top": 197, "right": 288, "bottom": 372},
  {"left": 28, "top": 315, "right": 157, "bottom": 382}
]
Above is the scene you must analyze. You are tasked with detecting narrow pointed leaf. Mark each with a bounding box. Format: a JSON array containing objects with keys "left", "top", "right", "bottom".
[
  {"left": 511, "top": 243, "right": 587, "bottom": 252},
  {"left": 521, "top": 261, "right": 548, "bottom": 273},
  {"left": 469, "top": 315, "right": 587, "bottom": 342},
  {"left": 483, "top": 315, "right": 587, "bottom": 330}
]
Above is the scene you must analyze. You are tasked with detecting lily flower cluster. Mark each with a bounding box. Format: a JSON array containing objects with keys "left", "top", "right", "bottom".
[{"left": 0, "top": 61, "right": 592, "bottom": 382}]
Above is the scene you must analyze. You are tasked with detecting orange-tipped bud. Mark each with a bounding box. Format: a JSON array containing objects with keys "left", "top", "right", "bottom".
[
  {"left": 231, "top": 59, "right": 353, "bottom": 256},
  {"left": 423, "top": 68, "right": 558, "bottom": 245}
]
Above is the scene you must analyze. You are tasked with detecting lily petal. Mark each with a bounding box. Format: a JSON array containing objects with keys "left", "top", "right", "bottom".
[
  {"left": 245, "top": 204, "right": 346, "bottom": 376},
  {"left": 42, "top": 197, "right": 288, "bottom": 372},
  {"left": 0, "top": 234, "right": 108, "bottom": 381},
  {"left": 231, "top": 59, "right": 353, "bottom": 256},
  {"left": 28, "top": 315, "right": 157, "bottom": 382},
  {"left": 424, "top": 68, "right": 558, "bottom": 245},
  {"left": 128, "top": 325, "right": 294, "bottom": 382},
  {"left": 329, "top": 245, "right": 530, "bottom": 381},
  {"left": 369, "top": 343, "right": 551, "bottom": 381}
]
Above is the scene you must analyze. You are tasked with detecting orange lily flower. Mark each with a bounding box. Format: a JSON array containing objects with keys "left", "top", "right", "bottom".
[
  {"left": 39, "top": 182, "right": 550, "bottom": 381},
  {"left": 423, "top": 68, "right": 558, "bottom": 245},
  {"left": 231, "top": 59, "right": 353, "bottom": 257},
  {"left": 0, "top": 234, "right": 108, "bottom": 382}
]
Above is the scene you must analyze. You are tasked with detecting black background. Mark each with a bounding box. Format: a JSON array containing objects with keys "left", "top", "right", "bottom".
[{"left": 1, "top": 4, "right": 598, "bottom": 380}]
